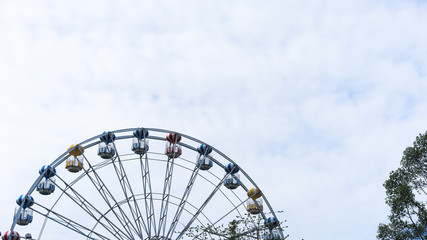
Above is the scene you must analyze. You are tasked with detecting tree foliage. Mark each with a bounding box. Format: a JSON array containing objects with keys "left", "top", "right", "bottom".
[
  {"left": 183, "top": 212, "right": 288, "bottom": 240},
  {"left": 378, "top": 131, "right": 427, "bottom": 240}
]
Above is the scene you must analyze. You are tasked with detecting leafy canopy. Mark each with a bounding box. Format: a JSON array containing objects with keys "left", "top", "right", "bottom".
[
  {"left": 378, "top": 131, "right": 427, "bottom": 240},
  {"left": 183, "top": 212, "right": 288, "bottom": 240}
]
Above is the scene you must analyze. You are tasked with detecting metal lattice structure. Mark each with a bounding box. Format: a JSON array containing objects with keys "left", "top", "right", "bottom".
[{"left": 7, "top": 127, "right": 285, "bottom": 240}]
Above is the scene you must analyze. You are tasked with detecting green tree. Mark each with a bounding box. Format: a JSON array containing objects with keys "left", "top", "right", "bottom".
[
  {"left": 183, "top": 212, "right": 288, "bottom": 240},
  {"left": 378, "top": 131, "right": 427, "bottom": 240}
]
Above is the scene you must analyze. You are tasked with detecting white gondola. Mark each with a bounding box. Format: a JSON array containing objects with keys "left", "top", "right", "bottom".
[
  {"left": 14, "top": 207, "right": 33, "bottom": 226},
  {"left": 132, "top": 138, "right": 149, "bottom": 155},
  {"left": 165, "top": 142, "right": 182, "bottom": 159},
  {"left": 65, "top": 156, "right": 84, "bottom": 173},
  {"left": 37, "top": 178, "right": 55, "bottom": 195},
  {"left": 98, "top": 142, "right": 116, "bottom": 159},
  {"left": 224, "top": 173, "right": 240, "bottom": 189},
  {"left": 197, "top": 156, "right": 213, "bottom": 170},
  {"left": 246, "top": 198, "right": 263, "bottom": 214}
]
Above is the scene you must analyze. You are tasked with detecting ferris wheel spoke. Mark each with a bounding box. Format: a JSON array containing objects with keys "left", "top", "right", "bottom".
[
  {"left": 177, "top": 156, "right": 247, "bottom": 222},
  {"left": 82, "top": 156, "right": 140, "bottom": 239},
  {"left": 175, "top": 172, "right": 229, "bottom": 240},
  {"left": 208, "top": 196, "right": 253, "bottom": 237},
  {"left": 157, "top": 149, "right": 177, "bottom": 237},
  {"left": 140, "top": 151, "right": 157, "bottom": 237},
  {"left": 54, "top": 175, "right": 131, "bottom": 240},
  {"left": 166, "top": 164, "right": 200, "bottom": 239},
  {"left": 189, "top": 196, "right": 256, "bottom": 240},
  {"left": 31, "top": 204, "right": 112, "bottom": 240},
  {"left": 56, "top": 159, "right": 137, "bottom": 239},
  {"left": 112, "top": 143, "right": 148, "bottom": 238}
]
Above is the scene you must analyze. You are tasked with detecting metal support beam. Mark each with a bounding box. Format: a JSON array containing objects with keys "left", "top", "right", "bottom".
[
  {"left": 156, "top": 143, "right": 178, "bottom": 237},
  {"left": 140, "top": 150, "right": 157, "bottom": 238},
  {"left": 166, "top": 164, "right": 200, "bottom": 239}
]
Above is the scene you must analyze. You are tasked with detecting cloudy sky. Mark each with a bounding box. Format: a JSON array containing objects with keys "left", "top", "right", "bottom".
[{"left": 1, "top": 0, "right": 427, "bottom": 239}]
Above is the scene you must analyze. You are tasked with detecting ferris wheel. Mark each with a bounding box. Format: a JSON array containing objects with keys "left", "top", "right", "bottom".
[{"left": 3, "top": 127, "right": 285, "bottom": 240}]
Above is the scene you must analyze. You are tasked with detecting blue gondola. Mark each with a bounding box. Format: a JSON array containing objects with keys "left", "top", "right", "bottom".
[
  {"left": 39, "top": 165, "right": 56, "bottom": 178},
  {"left": 98, "top": 131, "right": 116, "bottom": 158},
  {"left": 100, "top": 131, "right": 116, "bottom": 144},
  {"left": 224, "top": 173, "right": 240, "bottom": 189},
  {"left": 265, "top": 217, "right": 279, "bottom": 229},
  {"left": 197, "top": 156, "right": 213, "bottom": 170},
  {"left": 37, "top": 178, "right": 56, "bottom": 195},
  {"left": 224, "top": 163, "right": 239, "bottom": 174},
  {"left": 132, "top": 128, "right": 149, "bottom": 155},
  {"left": 132, "top": 138, "right": 149, "bottom": 155},
  {"left": 16, "top": 195, "right": 34, "bottom": 209},
  {"left": 14, "top": 207, "right": 33, "bottom": 226},
  {"left": 15, "top": 195, "right": 34, "bottom": 226},
  {"left": 264, "top": 230, "right": 282, "bottom": 240},
  {"left": 197, "top": 144, "right": 212, "bottom": 155},
  {"left": 98, "top": 142, "right": 116, "bottom": 159},
  {"left": 37, "top": 165, "right": 56, "bottom": 195},
  {"left": 133, "top": 128, "right": 149, "bottom": 140}
]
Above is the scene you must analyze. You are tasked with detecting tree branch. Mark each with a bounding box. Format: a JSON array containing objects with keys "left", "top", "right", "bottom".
[{"left": 406, "top": 206, "right": 425, "bottom": 240}]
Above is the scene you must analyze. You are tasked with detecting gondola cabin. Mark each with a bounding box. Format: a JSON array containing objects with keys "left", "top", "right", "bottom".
[
  {"left": 98, "top": 142, "right": 116, "bottom": 159},
  {"left": 14, "top": 207, "right": 33, "bottom": 226},
  {"left": 132, "top": 138, "right": 149, "bottom": 155},
  {"left": 197, "top": 156, "right": 213, "bottom": 170},
  {"left": 264, "top": 230, "right": 282, "bottom": 240},
  {"left": 265, "top": 217, "right": 279, "bottom": 229},
  {"left": 37, "top": 165, "right": 56, "bottom": 195},
  {"left": 37, "top": 178, "right": 55, "bottom": 195},
  {"left": 165, "top": 142, "right": 182, "bottom": 159},
  {"left": 224, "top": 173, "right": 240, "bottom": 189},
  {"left": 246, "top": 198, "right": 263, "bottom": 214},
  {"left": 15, "top": 195, "right": 34, "bottom": 226},
  {"left": 65, "top": 155, "right": 84, "bottom": 172},
  {"left": 66, "top": 144, "right": 84, "bottom": 172}
]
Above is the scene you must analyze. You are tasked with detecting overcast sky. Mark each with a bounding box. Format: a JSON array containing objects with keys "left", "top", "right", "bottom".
[{"left": 1, "top": 1, "right": 427, "bottom": 239}]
